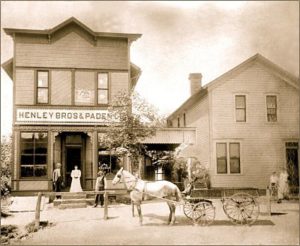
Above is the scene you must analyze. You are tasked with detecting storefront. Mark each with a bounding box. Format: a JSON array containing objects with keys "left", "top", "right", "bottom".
[
  {"left": 3, "top": 17, "right": 141, "bottom": 193},
  {"left": 12, "top": 107, "right": 133, "bottom": 192}
]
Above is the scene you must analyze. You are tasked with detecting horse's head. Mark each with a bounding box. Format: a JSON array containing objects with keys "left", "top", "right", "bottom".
[{"left": 112, "top": 167, "right": 124, "bottom": 185}]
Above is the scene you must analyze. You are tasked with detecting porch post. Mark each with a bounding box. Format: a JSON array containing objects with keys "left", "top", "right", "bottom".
[{"left": 92, "top": 131, "right": 98, "bottom": 188}]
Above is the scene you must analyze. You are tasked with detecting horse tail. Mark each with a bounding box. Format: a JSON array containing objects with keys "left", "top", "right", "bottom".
[{"left": 175, "top": 186, "right": 183, "bottom": 202}]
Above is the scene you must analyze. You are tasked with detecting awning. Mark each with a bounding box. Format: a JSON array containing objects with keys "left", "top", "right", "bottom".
[{"left": 141, "top": 127, "right": 196, "bottom": 145}]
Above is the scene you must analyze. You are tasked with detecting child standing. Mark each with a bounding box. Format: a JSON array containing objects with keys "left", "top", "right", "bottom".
[{"left": 93, "top": 170, "right": 106, "bottom": 207}]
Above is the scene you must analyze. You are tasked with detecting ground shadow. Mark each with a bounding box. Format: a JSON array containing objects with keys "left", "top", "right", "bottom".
[
  {"left": 143, "top": 213, "right": 274, "bottom": 226},
  {"left": 271, "top": 212, "right": 287, "bottom": 216}
]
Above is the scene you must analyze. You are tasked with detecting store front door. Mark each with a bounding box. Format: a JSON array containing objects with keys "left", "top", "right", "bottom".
[
  {"left": 66, "top": 147, "right": 82, "bottom": 188},
  {"left": 62, "top": 133, "right": 85, "bottom": 190}
]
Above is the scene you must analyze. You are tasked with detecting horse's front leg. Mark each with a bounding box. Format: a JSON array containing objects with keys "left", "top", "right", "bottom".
[
  {"left": 136, "top": 203, "right": 143, "bottom": 226},
  {"left": 167, "top": 202, "right": 176, "bottom": 225},
  {"left": 131, "top": 201, "right": 135, "bottom": 217},
  {"left": 170, "top": 203, "right": 176, "bottom": 225}
]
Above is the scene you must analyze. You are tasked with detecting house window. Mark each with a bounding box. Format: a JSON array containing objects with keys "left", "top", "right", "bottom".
[
  {"left": 266, "top": 95, "right": 277, "bottom": 122},
  {"left": 37, "top": 71, "right": 49, "bottom": 104},
  {"left": 155, "top": 166, "right": 164, "bottom": 180},
  {"left": 20, "top": 132, "right": 48, "bottom": 177},
  {"left": 98, "top": 73, "right": 109, "bottom": 105},
  {"left": 177, "top": 117, "right": 180, "bottom": 127},
  {"left": 183, "top": 113, "right": 186, "bottom": 126},
  {"left": 216, "top": 143, "right": 227, "bottom": 173},
  {"left": 235, "top": 95, "right": 246, "bottom": 122},
  {"left": 229, "top": 143, "right": 240, "bottom": 173},
  {"left": 216, "top": 142, "right": 241, "bottom": 174}
]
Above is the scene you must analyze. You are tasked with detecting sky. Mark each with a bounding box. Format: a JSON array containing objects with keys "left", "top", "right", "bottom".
[{"left": 1, "top": 1, "right": 299, "bottom": 136}]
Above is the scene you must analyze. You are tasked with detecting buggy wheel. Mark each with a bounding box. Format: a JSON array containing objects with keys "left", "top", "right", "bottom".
[
  {"left": 222, "top": 192, "right": 260, "bottom": 225},
  {"left": 183, "top": 201, "right": 196, "bottom": 220},
  {"left": 183, "top": 200, "right": 215, "bottom": 226},
  {"left": 193, "top": 201, "right": 215, "bottom": 226}
]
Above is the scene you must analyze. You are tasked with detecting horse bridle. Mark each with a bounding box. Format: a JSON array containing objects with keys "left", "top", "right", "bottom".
[{"left": 117, "top": 169, "right": 139, "bottom": 190}]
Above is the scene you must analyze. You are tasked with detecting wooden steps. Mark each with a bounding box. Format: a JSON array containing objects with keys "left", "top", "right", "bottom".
[{"left": 54, "top": 193, "right": 94, "bottom": 209}]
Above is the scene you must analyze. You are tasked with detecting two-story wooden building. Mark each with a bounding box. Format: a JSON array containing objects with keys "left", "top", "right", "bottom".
[
  {"left": 2, "top": 17, "right": 143, "bottom": 193},
  {"left": 168, "top": 54, "right": 299, "bottom": 189}
]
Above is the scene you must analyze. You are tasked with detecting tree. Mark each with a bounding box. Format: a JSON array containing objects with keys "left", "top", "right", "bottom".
[
  {"left": 1, "top": 135, "right": 12, "bottom": 196},
  {"left": 99, "top": 92, "right": 165, "bottom": 170}
]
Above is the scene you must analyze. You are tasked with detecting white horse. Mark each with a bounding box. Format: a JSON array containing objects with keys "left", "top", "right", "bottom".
[{"left": 112, "top": 167, "right": 182, "bottom": 225}]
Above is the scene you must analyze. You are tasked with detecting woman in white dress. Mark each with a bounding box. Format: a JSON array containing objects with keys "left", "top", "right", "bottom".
[{"left": 70, "top": 165, "right": 83, "bottom": 192}]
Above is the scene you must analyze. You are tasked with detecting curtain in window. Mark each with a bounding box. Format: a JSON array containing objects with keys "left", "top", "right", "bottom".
[
  {"left": 216, "top": 143, "right": 227, "bottom": 173},
  {"left": 229, "top": 143, "right": 240, "bottom": 173}
]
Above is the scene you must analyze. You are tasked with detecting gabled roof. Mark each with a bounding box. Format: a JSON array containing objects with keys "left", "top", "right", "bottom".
[
  {"left": 204, "top": 53, "right": 299, "bottom": 91},
  {"left": 168, "top": 88, "right": 208, "bottom": 120},
  {"left": 168, "top": 53, "right": 299, "bottom": 120},
  {"left": 3, "top": 17, "right": 142, "bottom": 42}
]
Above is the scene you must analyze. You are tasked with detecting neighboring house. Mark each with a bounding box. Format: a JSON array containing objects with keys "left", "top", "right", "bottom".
[
  {"left": 2, "top": 17, "right": 142, "bottom": 193},
  {"left": 167, "top": 54, "right": 299, "bottom": 189}
]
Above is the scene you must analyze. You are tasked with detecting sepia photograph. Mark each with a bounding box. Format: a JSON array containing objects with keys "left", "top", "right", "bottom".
[{"left": 1, "top": 1, "right": 299, "bottom": 245}]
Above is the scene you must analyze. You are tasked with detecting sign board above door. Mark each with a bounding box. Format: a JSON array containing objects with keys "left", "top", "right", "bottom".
[{"left": 16, "top": 108, "right": 120, "bottom": 125}]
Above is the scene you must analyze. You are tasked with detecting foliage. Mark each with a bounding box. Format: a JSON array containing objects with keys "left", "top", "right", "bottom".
[
  {"left": 99, "top": 92, "right": 165, "bottom": 169},
  {"left": 1, "top": 135, "right": 12, "bottom": 196}
]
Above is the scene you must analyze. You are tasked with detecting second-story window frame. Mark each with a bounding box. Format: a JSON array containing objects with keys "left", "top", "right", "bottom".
[
  {"left": 97, "top": 72, "right": 109, "bottom": 105},
  {"left": 266, "top": 94, "right": 277, "bottom": 122},
  {"left": 235, "top": 94, "right": 246, "bottom": 122},
  {"left": 36, "top": 70, "right": 50, "bottom": 104}
]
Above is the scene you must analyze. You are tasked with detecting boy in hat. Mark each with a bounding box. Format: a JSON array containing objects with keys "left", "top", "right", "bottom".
[{"left": 93, "top": 170, "right": 106, "bottom": 207}]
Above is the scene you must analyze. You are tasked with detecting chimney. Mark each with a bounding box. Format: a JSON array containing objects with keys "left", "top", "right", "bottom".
[{"left": 189, "top": 73, "right": 202, "bottom": 96}]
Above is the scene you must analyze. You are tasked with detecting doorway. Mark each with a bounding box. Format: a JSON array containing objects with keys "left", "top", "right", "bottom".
[
  {"left": 286, "top": 142, "right": 299, "bottom": 194},
  {"left": 66, "top": 147, "right": 82, "bottom": 188}
]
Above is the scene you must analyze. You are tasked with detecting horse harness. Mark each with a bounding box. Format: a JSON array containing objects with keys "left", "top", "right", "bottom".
[
  {"left": 118, "top": 170, "right": 148, "bottom": 201},
  {"left": 119, "top": 170, "right": 181, "bottom": 204}
]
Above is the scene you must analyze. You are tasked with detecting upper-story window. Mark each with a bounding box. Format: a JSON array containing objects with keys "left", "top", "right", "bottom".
[
  {"left": 235, "top": 95, "right": 246, "bottom": 122},
  {"left": 183, "top": 113, "right": 186, "bottom": 127},
  {"left": 266, "top": 95, "right": 277, "bottom": 122},
  {"left": 37, "top": 71, "right": 49, "bottom": 104},
  {"left": 98, "top": 73, "right": 109, "bottom": 105},
  {"left": 177, "top": 117, "right": 180, "bottom": 127}
]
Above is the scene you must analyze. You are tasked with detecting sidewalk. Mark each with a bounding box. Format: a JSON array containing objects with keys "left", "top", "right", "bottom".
[{"left": 3, "top": 197, "right": 299, "bottom": 245}]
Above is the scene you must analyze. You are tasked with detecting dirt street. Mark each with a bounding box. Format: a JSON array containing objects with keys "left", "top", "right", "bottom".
[{"left": 5, "top": 198, "right": 299, "bottom": 245}]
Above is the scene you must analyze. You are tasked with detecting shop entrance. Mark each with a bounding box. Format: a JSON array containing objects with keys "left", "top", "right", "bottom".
[
  {"left": 62, "top": 133, "right": 85, "bottom": 190},
  {"left": 66, "top": 147, "right": 82, "bottom": 188}
]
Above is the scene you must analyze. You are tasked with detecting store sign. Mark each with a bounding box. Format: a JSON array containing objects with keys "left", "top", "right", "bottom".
[{"left": 16, "top": 108, "right": 119, "bottom": 125}]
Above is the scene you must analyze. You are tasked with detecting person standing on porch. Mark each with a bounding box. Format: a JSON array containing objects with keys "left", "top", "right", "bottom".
[
  {"left": 70, "top": 166, "right": 83, "bottom": 192},
  {"left": 277, "top": 168, "right": 290, "bottom": 203},
  {"left": 53, "top": 163, "right": 62, "bottom": 199},
  {"left": 93, "top": 170, "right": 106, "bottom": 207}
]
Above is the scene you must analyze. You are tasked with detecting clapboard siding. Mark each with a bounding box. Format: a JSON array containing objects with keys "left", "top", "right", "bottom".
[
  {"left": 180, "top": 95, "right": 210, "bottom": 169},
  {"left": 110, "top": 72, "right": 129, "bottom": 101},
  {"left": 209, "top": 62, "right": 299, "bottom": 188},
  {"left": 15, "top": 69, "right": 34, "bottom": 105},
  {"left": 15, "top": 32, "right": 128, "bottom": 70},
  {"left": 51, "top": 70, "right": 72, "bottom": 105},
  {"left": 211, "top": 63, "right": 299, "bottom": 138}
]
